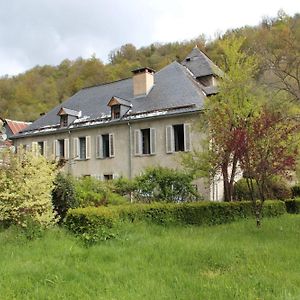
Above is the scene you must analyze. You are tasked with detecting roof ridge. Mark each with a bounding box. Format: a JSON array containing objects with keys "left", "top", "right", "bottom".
[{"left": 81, "top": 76, "right": 132, "bottom": 90}]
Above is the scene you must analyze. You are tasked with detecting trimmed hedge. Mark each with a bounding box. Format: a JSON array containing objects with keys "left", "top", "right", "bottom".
[
  {"left": 65, "top": 206, "right": 119, "bottom": 244},
  {"left": 65, "top": 200, "right": 286, "bottom": 243},
  {"left": 284, "top": 198, "right": 300, "bottom": 214}
]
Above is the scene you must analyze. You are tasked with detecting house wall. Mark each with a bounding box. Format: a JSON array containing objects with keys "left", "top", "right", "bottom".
[{"left": 13, "top": 113, "right": 212, "bottom": 199}]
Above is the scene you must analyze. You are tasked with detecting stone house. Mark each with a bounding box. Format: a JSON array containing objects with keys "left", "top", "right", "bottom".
[{"left": 11, "top": 47, "right": 224, "bottom": 200}]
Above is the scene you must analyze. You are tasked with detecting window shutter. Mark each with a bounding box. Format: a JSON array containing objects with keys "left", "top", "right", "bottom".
[
  {"left": 184, "top": 123, "right": 191, "bottom": 152},
  {"left": 53, "top": 140, "right": 59, "bottom": 159},
  {"left": 150, "top": 128, "right": 156, "bottom": 155},
  {"left": 134, "top": 129, "right": 142, "bottom": 156},
  {"left": 64, "top": 139, "right": 69, "bottom": 159},
  {"left": 86, "top": 136, "right": 91, "bottom": 159},
  {"left": 73, "top": 138, "right": 79, "bottom": 159},
  {"left": 109, "top": 133, "right": 115, "bottom": 157},
  {"left": 43, "top": 141, "right": 47, "bottom": 157},
  {"left": 31, "top": 142, "right": 38, "bottom": 156},
  {"left": 52, "top": 140, "right": 56, "bottom": 159},
  {"left": 95, "top": 135, "right": 103, "bottom": 158},
  {"left": 166, "top": 126, "right": 174, "bottom": 153}
]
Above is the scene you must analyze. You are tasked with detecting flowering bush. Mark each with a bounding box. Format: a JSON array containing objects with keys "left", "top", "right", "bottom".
[{"left": 0, "top": 149, "right": 57, "bottom": 228}]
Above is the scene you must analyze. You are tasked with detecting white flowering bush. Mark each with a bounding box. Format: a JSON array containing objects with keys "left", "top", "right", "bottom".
[{"left": 0, "top": 148, "right": 57, "bottom": 228}]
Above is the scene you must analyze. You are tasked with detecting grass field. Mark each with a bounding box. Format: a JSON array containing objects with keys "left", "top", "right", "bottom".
[{"left": 0, "top": 215, "right": 299, "bottom": 299}]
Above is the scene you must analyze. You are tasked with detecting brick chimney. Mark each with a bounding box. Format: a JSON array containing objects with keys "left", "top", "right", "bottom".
[{"left": 132, "top": 67, "right": 155, "bottom": 97}]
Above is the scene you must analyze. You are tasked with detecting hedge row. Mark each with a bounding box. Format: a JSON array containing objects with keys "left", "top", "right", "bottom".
[
  {"left": 284, "top": 198, "right": 300, "bottom": 214},
  {"left": 65, "top": 200, "right": 286, "bottom": 243}
]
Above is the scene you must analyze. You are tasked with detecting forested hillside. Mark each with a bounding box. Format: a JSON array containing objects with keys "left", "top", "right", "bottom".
[{"left": 0, "top": 11, "right": 299, "bottom": 121}]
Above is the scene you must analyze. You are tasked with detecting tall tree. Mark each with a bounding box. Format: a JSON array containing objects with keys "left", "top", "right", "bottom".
[
  {"left": 183, "top": 36, "right": 260, "bottom": 201},
  {"left": 240, "top": 106, "right": 300, "bottom": 226}
]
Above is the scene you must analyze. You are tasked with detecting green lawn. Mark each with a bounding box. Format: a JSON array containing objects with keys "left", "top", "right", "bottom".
[{"left": 0, "top": 215, "right": 300, "bottom": 300}]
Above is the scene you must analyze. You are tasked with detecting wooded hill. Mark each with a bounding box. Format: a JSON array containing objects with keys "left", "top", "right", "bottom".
[{"left": 0, "top": 11, "right": 299, "bottom": 121}]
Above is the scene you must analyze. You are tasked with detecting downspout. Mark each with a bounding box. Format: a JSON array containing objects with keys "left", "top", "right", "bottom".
[
  {"left": 67, "top": 130, "right": 72, "bottom": 175},
  {"left": 127, "top": 122, "right": 132, "bottom": 179}
]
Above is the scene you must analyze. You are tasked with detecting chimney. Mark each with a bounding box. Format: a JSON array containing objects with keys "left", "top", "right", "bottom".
[{"left": 132, "top": 67, "right": 155, "bottom": 97}]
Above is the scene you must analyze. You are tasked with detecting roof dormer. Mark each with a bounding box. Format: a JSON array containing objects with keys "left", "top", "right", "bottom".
[
  {"left": 182, "top": 47, "right": 223, "bottom": 87},
  {"left": 107, "top": 96, "right": 131, "bottom": 120},
  {"left": 57, "top": 107, "right": 81, "bottom": 127}
]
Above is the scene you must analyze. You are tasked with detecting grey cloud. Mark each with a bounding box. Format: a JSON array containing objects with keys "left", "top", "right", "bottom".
[{"left": 0, "top": 0, "right": 160, "bottom": 75}]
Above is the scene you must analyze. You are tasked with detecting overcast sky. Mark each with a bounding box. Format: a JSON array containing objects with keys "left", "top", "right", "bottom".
[{"left": 0, "top": 0, "right": 298, "bottom": 76}]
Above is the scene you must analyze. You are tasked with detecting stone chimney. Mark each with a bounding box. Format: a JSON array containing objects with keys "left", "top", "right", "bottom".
[{"left": 132, "top": 67, "right": 155, "bottom": 97}]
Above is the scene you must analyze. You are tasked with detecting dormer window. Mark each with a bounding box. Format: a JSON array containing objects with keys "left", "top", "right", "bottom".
[
  {"left": 61, "top": 115, "right": 68, "bottom": 127},
  {"left": 112, "top": 105, "right": 121, "bottom": 119},
  {"left": 107, "top": 96, "right": 131, "bottom": 120},
  {"left": 57, "top": 107, "right": 81, "bottom": 128}
]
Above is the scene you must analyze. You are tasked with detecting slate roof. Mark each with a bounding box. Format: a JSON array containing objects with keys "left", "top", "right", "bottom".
[
  {"left": 181, "top": 47, "right": 223, "bottom": 78},
  {"left": 14, "top": 56, "right": 221, "bottom": 138}
]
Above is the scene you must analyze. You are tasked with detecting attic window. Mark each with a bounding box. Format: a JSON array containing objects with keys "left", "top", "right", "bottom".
[
  {"left": 112, "top": 105, "right": 120, "bottom": 119},
  {"left": 60, "top": 115, "right": 68, "bottom": 127}
]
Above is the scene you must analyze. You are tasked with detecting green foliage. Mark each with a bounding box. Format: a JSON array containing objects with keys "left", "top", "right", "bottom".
[
  {"left": 65, "top": 200, "right": 286, "bottom": 242},
  {"left": 234, "top": 177, "right": 292, "bottom": 201},
  {"left": 52, "top": 172, "right": 78, "bottom": 223},
  {"left": 113, "top": 177, "right": 137, "bottom": 199},
  {"left": 134, "top": 167, "right": 199, "bottom": 203},
  {"left": 284, "top": 199, "right": 300, "bottom": 214},
  {"left": 291, "top": 185, "right": 300, "bottom": 198},
  {"left": 64, "top": 206, "right": 119, "bottom": 245},
  {"left": 0, "top": 149, "right": 57, "bottom": 228},
  {"left": 75, "top": 176, "right": 128, "bottom": 207},
  {"left": 119, "top": 201, "right": 286, "bottom": 225}
]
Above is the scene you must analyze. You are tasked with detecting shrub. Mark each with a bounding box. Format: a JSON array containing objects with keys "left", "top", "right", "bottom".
[
  {"left": 75, "top": 176, "right": 128, "bottom": 207},
  {"left": 118, "top": 200, "right": 286, "bottom": 225},
  {"left": 284, "top": 199, "right": 300, "bottom": 214},
  {"left": 134, "top": 167, "right": 199, "bottom": 203},
  {"left": 0, "top": 149, "right": 57, "bottom": 228},
  {"left": 234, "top": 177, "right": 292, "bottom": 201},
  {"left": 291, "top": 185, "right": 300, "bottom": 198},
  {"left": 65, "top": 200, "right": 286, "bottom": 242},
  {"left": 52, "top": 173, "right": 78, "bottom": 223},
  {"left": 233, "top": 178, "right": 259, "bottom": 201},
  {"left": 64, "top": 206, "right": 119, "bottom": 244},
  {"left": 113, "top": 177, "right": 137, "bottom": 200},
  {"left": 267, "top": 178, "right": 292, "bottom": 200}
]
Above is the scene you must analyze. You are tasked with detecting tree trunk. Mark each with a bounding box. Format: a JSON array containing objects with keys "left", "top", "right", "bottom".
[{"left": 222, "top": 164, "right": 232, "bottom": 202}]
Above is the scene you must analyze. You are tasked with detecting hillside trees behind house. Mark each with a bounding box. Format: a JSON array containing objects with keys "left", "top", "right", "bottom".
[{"left": 0, "top": 12, "right": 299, "bottom": 121}]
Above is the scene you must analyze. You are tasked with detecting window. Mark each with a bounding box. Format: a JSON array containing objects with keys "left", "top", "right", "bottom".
[
  {"left": 141, "top": 128, "right": 150, "bottom": 154},
  {"left": 73, "top": 136, "right": 91, "bottom": 160},
  {"left": 111, "top": 105, "right": 120, "bottom": 119},
  {"left": 134, "top": 128, "right": 156, "bottom": 156},
  {"left": 60, "top": 115, "right": 68, "bottom": 127},
  {"left": 166, "top": 124, "right": 191, "bottom": 153},
  {"left": 38, "top": 141, "right": 44, "bottom": 155},
  {"left": 79, "top": 137, "right": 86, "bottom": 159},
  {"left": 96, "top": 134, "right": 114, "bottom": 159},
  {"left": 103, "top": 174, "right": 113, "bottom": 181},
  {"left": 102, "top": 134, "right": 110, "bottom": 158},
  {"left": 173, "top": 124, "right": 184, "bottom": 152},
  {"left": 58, "top": 139, "right": 65, "bottom": 158}
]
